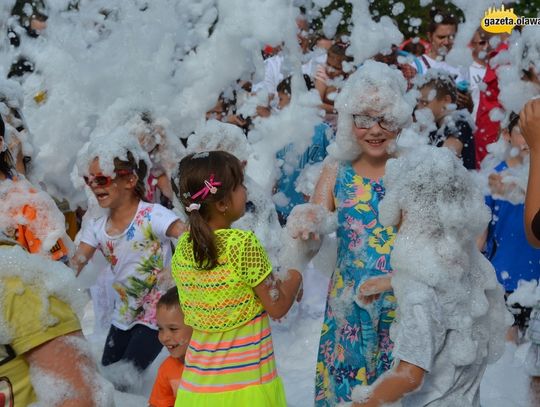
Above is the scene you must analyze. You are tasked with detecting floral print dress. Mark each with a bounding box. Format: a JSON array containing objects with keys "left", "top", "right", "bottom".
[{"left": 314, "top": 163, "right": 397, "bottom": 406}]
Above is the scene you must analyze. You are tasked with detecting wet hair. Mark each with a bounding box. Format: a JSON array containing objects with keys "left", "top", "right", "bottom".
[
  {"left": 507, "top": 112, "right": 520, "bottom": 134},
  {"left": 157, "top": 286, "right": 181, "bottom": 310},
  {"left": 427, "top": 10, "right": 457, "bottom": 36},
  {"left": 175, "top": 151, "right": 244, "bottom": 270},
  {"left": 0, "top": 114, "right": 15, "bottom": 179},
  {"left": 328, "top": 42, "right": 354, "bottom": 63},
  {"left": 421, "top": 76, "right": 457, "bottom": 104},
  {"left": 276, "top": 74, "right": 314, "bottom": 95},
  {"left": 113, "top": 150, "right": 148, "bottom": 201}
]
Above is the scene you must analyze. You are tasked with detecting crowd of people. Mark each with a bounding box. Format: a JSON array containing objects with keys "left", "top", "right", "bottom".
[{"left": 2, "top": 0, "right": 540, "bottom": 406}]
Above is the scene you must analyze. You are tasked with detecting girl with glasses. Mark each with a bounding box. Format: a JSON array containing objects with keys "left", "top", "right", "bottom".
[{"left": 286, "top": 60, "right": 414, "bottom": 406}]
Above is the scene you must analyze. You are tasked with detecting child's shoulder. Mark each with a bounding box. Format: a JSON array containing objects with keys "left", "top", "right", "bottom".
[{"left": 158, "top": 355, "right": 184, "bottom": 378}]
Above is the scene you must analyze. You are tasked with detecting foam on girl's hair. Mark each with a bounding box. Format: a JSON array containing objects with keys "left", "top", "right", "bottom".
[
  {"left": 75, "top": 126, "right": 151, "bottom": 178},
  {"left": 328, "top": 60, "right": 415, "bottom": 161}
]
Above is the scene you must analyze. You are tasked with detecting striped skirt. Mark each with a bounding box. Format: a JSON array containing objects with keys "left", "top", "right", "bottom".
[{"left": 175, "top": 311, "right": 286, "bottom": 407}]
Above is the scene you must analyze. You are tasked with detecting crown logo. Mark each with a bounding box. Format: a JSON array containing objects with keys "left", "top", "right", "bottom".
[{"left": 481, "top": 4, "right": 518, "bottom": 34}]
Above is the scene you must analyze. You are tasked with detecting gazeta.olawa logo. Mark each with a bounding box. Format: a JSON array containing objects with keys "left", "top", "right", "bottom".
[{"left": 481, "top": 4, "right": 540, "bottom": 34}]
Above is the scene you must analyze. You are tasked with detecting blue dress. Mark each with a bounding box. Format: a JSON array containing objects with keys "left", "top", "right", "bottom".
[{"left": 314, "top": 163, "right": 397, "bottom": 406}]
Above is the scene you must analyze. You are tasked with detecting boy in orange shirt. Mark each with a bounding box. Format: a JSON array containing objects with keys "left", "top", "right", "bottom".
[{"left": 149, "top": 287, "right": 192, "bottom": 407}]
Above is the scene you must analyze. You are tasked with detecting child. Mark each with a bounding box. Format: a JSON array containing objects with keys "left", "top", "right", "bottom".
[
  {"left": 414, "top": 71, "right": 476, "bottom": 170},
  {"left": 287, "top": 61, "right": 414, "bottom": 405},
  {"left": 71, "top": 132, "right": 185, "bottom": 380},
  {"left": 149, "top": 287, "right": 192, "bottom": 407},
  {"left": 314, "top": 42, "right": 354, "bottom": 126},
  {"left": 0, "top": 114, "right": 70, "bottom": 261},
  {"left": 351, "top": 145, "right": 509, "bottom": 407},
  {"left": 274, "top": 75, "right": 334, "bottom": 225},
  {"left": 171, "top": 150, "right": 303, "bottom": 406},
  {"left": 483, "top": 112, "right": 540, "bottom": 343}
]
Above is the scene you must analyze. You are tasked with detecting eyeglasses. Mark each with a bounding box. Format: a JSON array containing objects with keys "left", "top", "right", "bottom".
[
  {"left": 83, "top": 169, "right": 133, "bottom": 187},
  {"left": 352, "top": 114, "right": 398, "bottom": 132}
]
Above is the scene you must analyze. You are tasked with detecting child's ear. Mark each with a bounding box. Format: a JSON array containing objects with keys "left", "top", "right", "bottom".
[{"left": 215, "top": 198, "right": 229, "bottom": 214}]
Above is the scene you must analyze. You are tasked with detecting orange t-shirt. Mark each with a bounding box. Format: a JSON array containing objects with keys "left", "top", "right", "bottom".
[{"left": 149, "top": 356, "right": 184, "bottom": 407}]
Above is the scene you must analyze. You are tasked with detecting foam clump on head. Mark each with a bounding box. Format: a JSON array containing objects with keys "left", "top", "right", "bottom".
[
  {"left": 380, "top": 145, "right": 511, "bottom": 372},
  {"left": 329, "top": 60, "right": 414, "bottom": 161},
  {"left": 75, "top": 126, "right": 151, "bottom": 178},
  {"left": 186, "top": 119, "right": 251, "bottom": 163}
]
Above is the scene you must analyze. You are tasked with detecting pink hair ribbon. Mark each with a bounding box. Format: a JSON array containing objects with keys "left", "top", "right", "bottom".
[{"left": 191, "top": 174, "right": 222, "bottom": 200}]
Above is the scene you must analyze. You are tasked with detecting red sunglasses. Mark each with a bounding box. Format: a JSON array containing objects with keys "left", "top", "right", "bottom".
[{"left": 83, "top": 169, "right": 133, "bottom": 187}]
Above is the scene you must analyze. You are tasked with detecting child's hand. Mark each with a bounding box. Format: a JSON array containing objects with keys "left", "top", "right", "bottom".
[
  {"left": 358, "top": 276, "right": 392, "bottom": 305},
  {"left": 520, "top": 98, "right": 540, "bottom": 154},
  {"left": 286, "top": 203, "right": 335, "bottom": 241},
  {"left": 488, "top": 173, "right": 518, "bottom": 197}
]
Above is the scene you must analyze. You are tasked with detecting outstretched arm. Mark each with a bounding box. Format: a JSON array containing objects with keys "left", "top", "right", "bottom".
[
  {"left": 254, "top": 269, "right": 303, "bottom": 320},
  {"left": 519, "top": 99, "right": 540, "bottom": 248},
  {"left": 352, "top": 360, "right": 425, "bottom": 407},
  {"left": 70, "top": 242, "right": 96, "bottom": 277}
]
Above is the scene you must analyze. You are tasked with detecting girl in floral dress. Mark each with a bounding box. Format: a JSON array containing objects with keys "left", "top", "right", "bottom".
[
  {"left": 72, "top": 133, "right": 185, "bottom": 379},
  {"left": 287, "top": 61, "right": 414, "bottom": 406}
]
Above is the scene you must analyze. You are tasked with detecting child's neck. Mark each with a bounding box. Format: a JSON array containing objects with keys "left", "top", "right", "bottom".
[
  {"left": 353, "top": 154, "right": 389, "bottom": 180},
  {"left": 207, "top": 216, "right": 232, "bottom": 232},
  {"left": 107, "top": 196, "right": 141, "bottom": 235}
]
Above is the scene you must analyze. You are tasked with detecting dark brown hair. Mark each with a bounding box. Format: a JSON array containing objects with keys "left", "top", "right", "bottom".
[
  {"left": 421, "top": 76, "right": 457, "bottom": 104},
  {"left": 0, "top": 114, "right": 15, "bottom": 179},
  {"left": 113, "top": 150, "right": 148, "bottom": 201},
  {"left": 157, "top": 286, "right": 181, "bottom": 310},
  {"left": 427, "top": 10, "right": 457, "bottom": 36},
  {"left": 175, "top": 151, "right": 244, "bottom": 269},
  {"left": 328, "top": 42, "right": 354, "bottom": 63}
]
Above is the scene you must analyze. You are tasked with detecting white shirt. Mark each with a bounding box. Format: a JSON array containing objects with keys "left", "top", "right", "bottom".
[
  {"left": 252, "top": 54, "right": 284, "bottom": 96},
  {"left": 80, "top": 201, "right": 179, "bottom": 330},
  {"left": 392, "top": 286, "right": 486, "bottom": 407},
  {"left": 416, "top": 54, "right": 464, "bottom": 82},
  {"left": 469, "top": 61, "right": 487, "bottom": 120}
]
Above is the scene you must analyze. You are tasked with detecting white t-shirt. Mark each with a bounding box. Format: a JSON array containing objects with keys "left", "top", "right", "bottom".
[
  {"left": 416, "top": 54, "right": 464, "bottom": 82},
  {"left": 469, "top": 62, "right": 487, "bottom": 120},
  {"left": 302, "top": 48, "right": 327, "bottom": 78},
  {"left": 392, "top": 287, "right": 486, "bottom": 407},
  {"left": 80, "top": 201, "right": 179, "bottom": 330},
  {"left": 252, "top": 54, "right": 284, "bottom": 96}
]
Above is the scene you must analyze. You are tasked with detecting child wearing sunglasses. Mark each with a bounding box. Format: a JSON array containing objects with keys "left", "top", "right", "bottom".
[
  {"left": 286, "top": 61, "right": 414, "bottom": 405},
  {"left": 71, "top": 133, "right": 186, "bottom": 388}
]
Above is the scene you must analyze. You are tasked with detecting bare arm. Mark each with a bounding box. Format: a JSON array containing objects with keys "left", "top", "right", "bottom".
[
  {"left": 519, "top": 99, "right": 540, "bottom": 247},
  {"left": 26, "top": 332, "right": 101, "bottom": 407},
  {"left": 70, "top": 242, "right": 96, "bottom": 276},
  {"left": 166, "top": 219, "right": 187, "bottom": 239},
  {"left": 310, "top": 160, "right": 338, "bottom": 212},
  {"left": 442, "top": 136, "right": 464, "bottom": 157},
  {"left": 352, "top": 360, "right": 425, "bottom": 407},
  {"left": 254, "top": 269, "right": 303, "bottom": 320}
]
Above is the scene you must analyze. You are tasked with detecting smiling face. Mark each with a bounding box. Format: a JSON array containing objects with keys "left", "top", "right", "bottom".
[
  {"left": 156, "top": 304, "right": 192, "bottom": 360},
  {"left": 352, "top": 111, "right": 399, "bottom": 160}
]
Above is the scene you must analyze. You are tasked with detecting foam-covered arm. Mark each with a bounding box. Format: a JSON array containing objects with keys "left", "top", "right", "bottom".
[{"left": 351, "top": 360, "right": 425, "bottom": 407}]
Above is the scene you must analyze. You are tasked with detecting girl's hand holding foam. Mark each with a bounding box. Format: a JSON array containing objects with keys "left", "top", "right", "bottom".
[{"left": 286, "top": 203, "right": 337, "bottom": 241}]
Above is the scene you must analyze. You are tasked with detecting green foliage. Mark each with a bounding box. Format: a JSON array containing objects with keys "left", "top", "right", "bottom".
[{"left": 310, "top": 0, "right": 540, "bottom": 41}]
